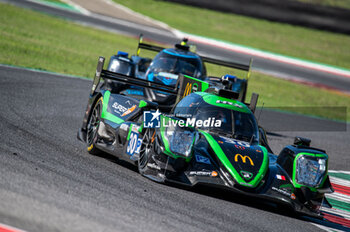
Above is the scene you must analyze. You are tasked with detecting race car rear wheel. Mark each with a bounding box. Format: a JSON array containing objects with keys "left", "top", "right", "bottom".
[
  {"left": 86, "top": 97, "right": 103, "bottom": 155},
  {"left": 138, "top": 128, "right": 155, "bottom": 174}
]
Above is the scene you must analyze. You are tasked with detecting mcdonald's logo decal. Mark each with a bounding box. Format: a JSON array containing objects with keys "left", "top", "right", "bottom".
[
  {"left": 234, "top": 154, "right": 254, "bottom": 166},
  {"left": 183, "top": 83, "right": 192, "bottom": 97}
]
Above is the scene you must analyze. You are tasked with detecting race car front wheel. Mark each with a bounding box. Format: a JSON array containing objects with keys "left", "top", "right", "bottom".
[
  {"left": 138, "top": 128, "right": 155, "bottom": 175},
  {"left": 86, "top": 97, "right": 103, "bottom": 155}
]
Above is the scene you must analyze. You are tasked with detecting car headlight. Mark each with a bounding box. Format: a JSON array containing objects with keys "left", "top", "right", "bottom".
[
  {"left": 296, "top": 155, "right": 327, "bottom": 188},
  {"left": 164, "top": 123, "right": 196, "bottom": 157}
]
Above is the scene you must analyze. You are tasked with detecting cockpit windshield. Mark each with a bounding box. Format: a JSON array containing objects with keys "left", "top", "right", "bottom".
[
  {"left": 195, "top": 105, "right": 259, "bottom": 142},
  {"left": 148, "top": 51, "right": 203, "bottom": 79},
  {"left": 173, "top": 94, "right": 259, "bottom": 143}
]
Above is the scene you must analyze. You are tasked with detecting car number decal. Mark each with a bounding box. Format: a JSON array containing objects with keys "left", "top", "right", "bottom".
[{"left": 127, "top": 131, "right": 142, "bottom": 156}]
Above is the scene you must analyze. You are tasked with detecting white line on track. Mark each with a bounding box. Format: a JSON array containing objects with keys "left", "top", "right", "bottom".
[
  {"left": 311, "top": 223, "right": 346, "bottom": 232},
  {"left": 330, "top": 177, "right": 350, "bottom": 188},
  {"left": 60, "top": 0, "right": 91, "bottom": 15},
  {"left": 326, "top": 192, "right": 350, "bottom": 204},
  {"left": 0, "top": 64, "right": 91, "bottom": 81},
  {"left": 87, "top": 12, "right": 175, "bottom": 37},
  {"left": 23, "top": 0, "right": 176, "bottom": 39},
  {"left": 322, "top": 207, "right": 350, "bottom": 220},
  {"left": 101, "top": 0, "right": 172, "bottom": 31},
  {"left": 329, "top": 170, "right": 350, "bottom": 175},
  {"left": 0, "top": 223, "right": 27, "bottom": 232}
]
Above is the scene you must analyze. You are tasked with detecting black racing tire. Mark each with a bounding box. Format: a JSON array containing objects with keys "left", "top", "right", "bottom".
[
  {"left": 138, "top": 128, "right": 155, "bottom": 175},
  {"left": 86, "top": 97, "right": 103, "bottom": 155}
]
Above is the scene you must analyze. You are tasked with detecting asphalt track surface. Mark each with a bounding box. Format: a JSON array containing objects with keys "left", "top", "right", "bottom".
[
  {"left": 0, "top": 66, "right": 349, "bottom": 232},
  {"left": 4, "top": 0, "right": 350, "bottom": 93}
]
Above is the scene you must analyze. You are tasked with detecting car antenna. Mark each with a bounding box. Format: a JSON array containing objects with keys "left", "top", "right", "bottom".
[
  {"left": 256, "top": 102, "right": 264, "bottom": 126},
  {"left": 250, "top": 102, "right": 264, "bottom": 144}
]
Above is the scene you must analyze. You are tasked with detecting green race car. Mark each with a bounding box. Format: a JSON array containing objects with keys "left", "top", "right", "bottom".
[{"left": 78, "top": 53, "right": 333, "bottom": 219}]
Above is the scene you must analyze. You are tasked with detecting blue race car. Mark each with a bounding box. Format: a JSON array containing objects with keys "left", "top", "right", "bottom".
[{"left": 104, "top": 35, "right": 252, "bottom": 111}]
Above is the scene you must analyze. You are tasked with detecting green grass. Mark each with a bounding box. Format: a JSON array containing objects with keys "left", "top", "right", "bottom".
[
  {"left": 0, "top": 3, "right": 349, "bottom": 121},
  {"left": 297, "top": 0, "right": 350, "bottom": 10},
  {"left": 114, "top": 0, "right": 350, "bottom": 69},
  {"left": 207, "top": 65, "right": 349, "bottom": 121},
  {"left": 0, "top": 3, "right": 139, "bottom": 77}
]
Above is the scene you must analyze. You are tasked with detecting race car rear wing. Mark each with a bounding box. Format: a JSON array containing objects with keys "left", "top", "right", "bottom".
[
  {"left": 91, "top": 56, "right": 258, "bottom": 113},
  {"left": 136, "top": 34, "right": 253, "bottom": 79}
]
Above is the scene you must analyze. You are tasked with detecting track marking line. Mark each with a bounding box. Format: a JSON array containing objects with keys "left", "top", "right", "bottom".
[
  {"left": 323, "top": 212, "right": 350, "bottom": 228},
  {"left": 330, "top": 177, "right": 350, "bottom": 188},
  {"left": 327, "top": 192, "right": 350, "bottom": 204},
  {"left": 0, "top": 223, "right": 27, "bottom": 232},
  {"left": 26, "top": 0, "right": 87, "bottom": 14},
  {"left": 332, "top": 183, "right": 350, "bottom": 196},
  {"left": 316, "top": 170, "right": 350, "bottom": 231},
  {"left": 329, "top": 171, "right": 350, "bottom": 175},
  {"left": 173, "top": 30, "right": 350, "bottom": 79},
  {"left": 322, "top": 207, "right": 350, "bottom": 220},
  {"left": 311, "top": 223, "right": 347, "bottom": 232},
  {"left": 101, "top": 0, "right": 172, "bottom": 31},
  {"left": 60, "top": 0, "right": 91, "bottom": 15}
]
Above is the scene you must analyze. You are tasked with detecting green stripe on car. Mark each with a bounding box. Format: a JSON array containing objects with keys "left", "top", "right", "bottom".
[{"left": 101, "top": 91, "right": 125, "bottom": 124}]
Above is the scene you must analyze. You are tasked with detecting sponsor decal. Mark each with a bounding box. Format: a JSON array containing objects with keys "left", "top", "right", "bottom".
[
  {"left": 183, "top": 82, "right": 199, "bottom": 98},
  {"left": 240, "top": 170, "right": 253, "bottom": 180},
  {"left": 234, "top": 154, "right": 254, "bottom": 166},
  {"left": 189, "top": 171, "right": 213, "bottom": 176},
  {"left": 276, "top": 174, "right": 286, "bottom": 180},
  {"left": 126, "top": 131, "right": 142, "bottom": 156},
  {"left": 112, "top": 102, "right": 136, "bottom": 117},
  {"left": 216, "top": 100, "right": 243, "bottom": 108},
  {"left": 112, "top": 102, "right": 127, "bottom": 115},
  {"left": 192, "top": 83, "right": 198, "bottom": 92},
  {"left": 122, "top": 105, "right": 136, "bottom": 116},
  {"left": 291, "top": 193, "right": 296, "bottom": 200},
  {"left": 211, "top": 171, "right": 218, "bottom": 177},
  {"left": 147, "top": 163, "right": 161, "bottom": 170},
  {"left": 183, "top": 83, "right": 192, "bottom": 98},
  {"left": 272, "top": 187, "right": 291, "bottom": 197},
  {"left": 195, "top": 154, "right": 211, "bottom": 165}
]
